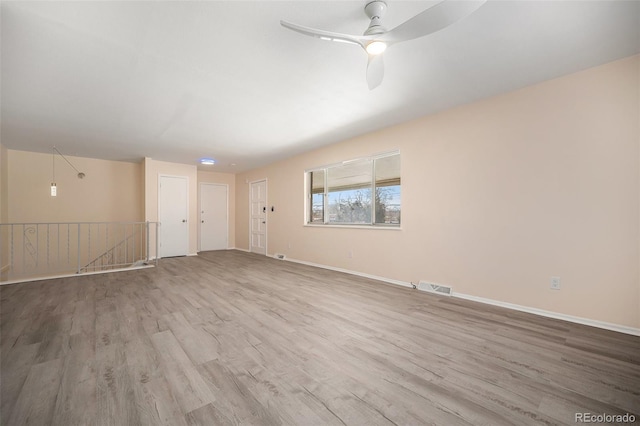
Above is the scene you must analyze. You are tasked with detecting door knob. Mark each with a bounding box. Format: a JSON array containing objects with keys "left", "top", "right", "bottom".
[
  {"left": 262, "top": 221, "right": 266, "bottom": 224},
  {"left": 201, "top": 220, "right": 204, "bottom": 223},
  {"left": 182, "top": 219, "right": 187, "bottom": 223}
]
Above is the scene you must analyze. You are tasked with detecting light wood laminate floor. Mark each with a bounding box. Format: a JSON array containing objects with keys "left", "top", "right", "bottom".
[{"left": 1, "top": 250, "right": 639, "bottom": 425}]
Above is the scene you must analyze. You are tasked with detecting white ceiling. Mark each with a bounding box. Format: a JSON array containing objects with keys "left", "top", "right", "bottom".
[{"left": 2, "top": 1, "right": 639, "bottom": 173}]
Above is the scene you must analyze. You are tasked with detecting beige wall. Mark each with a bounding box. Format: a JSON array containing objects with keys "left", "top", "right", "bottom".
[
  {"left": 0, "top": 143, "right": 8, "bottom": 276},
  {"left": 144, "top": 158, "right": 198, "bottom": 257},
  {"left": 236, "top": 55, "right": 640, "bottom": 329},
  {"left": 7, "top": 149, "right": 143, "bottom": 223},
  {"left": 197, "top": 170, "right": 236, "bottom": 249},
  {"left": 0, "top": 143, "right": 8, "bottom": 223}
]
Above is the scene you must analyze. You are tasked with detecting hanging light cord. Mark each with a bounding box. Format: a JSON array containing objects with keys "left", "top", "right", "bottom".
[{"left": 53, "top": 146, "right": 83, "bottom": 175}]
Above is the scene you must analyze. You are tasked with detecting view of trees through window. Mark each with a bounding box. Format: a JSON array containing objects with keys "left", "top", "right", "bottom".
[{"left": 307, "top": 152, "right": 400, "bottom": 226}]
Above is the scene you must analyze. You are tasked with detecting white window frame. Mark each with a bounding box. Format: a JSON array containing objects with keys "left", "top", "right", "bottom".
[{"left": 304, "top": 151, "right": 401, "bottom": 229}]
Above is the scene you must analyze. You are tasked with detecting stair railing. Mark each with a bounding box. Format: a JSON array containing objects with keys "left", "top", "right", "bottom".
[{"left": 0, "top": 221, "right": 159, "bottom": 283}]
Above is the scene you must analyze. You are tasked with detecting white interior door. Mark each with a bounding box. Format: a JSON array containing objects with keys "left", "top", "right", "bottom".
[
  {"left": 159, "top": 175, "right": 189, "bottom": 257},
  {"left": 250, "top": 180, "right": 267, "bottom": 255},
  {"left": 200, "top": 183, "right": 228, "bottom": 251}
]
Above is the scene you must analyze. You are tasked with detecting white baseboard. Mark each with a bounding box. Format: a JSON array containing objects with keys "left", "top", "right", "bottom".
[
  {"left": 232, "top": 247, "right": 250, "bottom": 253},
  {"left": 188, "top": 253, "right": 198, "bottom": 257},
  {"left": 453, "top": 293, "right": 640, "bottom": 337},
  {"left": 284, "top": 257, "right": 640, "bottom": 337},
  {"left": 285, "top": 257, "right": 413, "bottom": 289}
]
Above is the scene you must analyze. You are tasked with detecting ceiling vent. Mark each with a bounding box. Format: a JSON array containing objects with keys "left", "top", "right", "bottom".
[{"left": 417, "top": 281, "right": 452, "bottom": 296}]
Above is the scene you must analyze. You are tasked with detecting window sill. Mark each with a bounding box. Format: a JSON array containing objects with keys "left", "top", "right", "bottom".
[{"left": 304, "top": 223, "right": 402, "bottom": 230}]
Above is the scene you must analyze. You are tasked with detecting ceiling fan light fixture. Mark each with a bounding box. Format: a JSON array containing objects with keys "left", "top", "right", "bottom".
[
  {"left": 318, "top": 35, "right": 358, "bottom": 46},
  {"left": 281, "top": 0, "right": 486, "bottom": 88},
  {"left": 366, "top": 41, "right": 387, "bottom": 55}
]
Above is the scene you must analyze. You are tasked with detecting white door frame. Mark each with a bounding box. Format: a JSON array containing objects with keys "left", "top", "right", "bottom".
[
  {"left": 249, "top": 178, "right": 267, "bottom": 255},
  {"left": 158, "top": 174, "right": 189, "bottom": 257},
  {"left": 198, "top": 182, "right": 229, "bottom": 251}
]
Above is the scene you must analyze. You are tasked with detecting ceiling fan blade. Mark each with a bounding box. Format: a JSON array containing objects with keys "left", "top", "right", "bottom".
[
  {"left": 366, "top": 54, "right": 384, "bottom": 90},
  {"left": 379, "top": 0, "right": 486, "bottom": 44},
  {"left": 280, "top": 20, "right": 367, "bottom": 48}
]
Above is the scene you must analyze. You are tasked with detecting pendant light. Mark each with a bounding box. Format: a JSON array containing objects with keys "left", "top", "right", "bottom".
[{"left": 50, "top": 146, "right": 86, "bottom": 196}]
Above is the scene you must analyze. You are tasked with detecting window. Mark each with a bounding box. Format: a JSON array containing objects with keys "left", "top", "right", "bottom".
[
  {"left": 306, "top": 152, "right": 401, "bottom": 226},
  {"left": 309, "top": 169, "right": 325, "bottom": 223}
]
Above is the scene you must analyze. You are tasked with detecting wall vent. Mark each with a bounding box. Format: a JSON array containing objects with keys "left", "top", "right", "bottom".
[
  {"left": 417, "top": 281, "right": 453, "bottom": 296},
  {"left": 274, "top": 253, "right": 286, "bottom": 260}
]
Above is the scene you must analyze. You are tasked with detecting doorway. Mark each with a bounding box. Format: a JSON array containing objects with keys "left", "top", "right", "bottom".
[
  {"left": 159, "top": 175, "right": 189, "bottom": 258},
  {"left": 199, "top": 183, "right": 228, "bottom": 251},
  {"left": 250, "top": 179, "right": 267, "bottom": 255}
]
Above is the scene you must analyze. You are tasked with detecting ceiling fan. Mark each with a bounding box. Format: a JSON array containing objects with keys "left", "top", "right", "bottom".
[{"left": 281, "top": 0, "right": 486, "bottom": 90}]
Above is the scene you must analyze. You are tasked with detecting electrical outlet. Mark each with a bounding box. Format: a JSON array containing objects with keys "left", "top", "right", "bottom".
[
  {"left": 348, "top": 250, "right": 353, "bottom": 258},
  {"left": 550, "top": 276, "right": 561, "bottom": 290}
]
